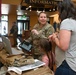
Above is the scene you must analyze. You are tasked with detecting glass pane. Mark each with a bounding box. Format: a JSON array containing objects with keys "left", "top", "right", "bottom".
[
  {"left": 18, "top": 22, "right": 23, "bottom": 35},
  {"left": 1, "top": 21, "right": 8, "bottom": 35},
  {"left": 1, "top": 15, "right": 8, "bottom": 21},
  {"left": 24, "top": 22, "right": 28, "bottom": 30}
]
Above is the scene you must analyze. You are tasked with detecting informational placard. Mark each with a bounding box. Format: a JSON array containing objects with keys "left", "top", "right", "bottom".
[{"left": 25, "top": 0, "right": 54, "bottom": 5}]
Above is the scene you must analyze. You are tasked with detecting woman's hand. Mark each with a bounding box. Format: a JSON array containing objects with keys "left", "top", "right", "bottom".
[
  {"left": 48, "top": 35, "right": 53, "bottom": 42},
  {"left": 48, "top": 32, "right": 58, "bottom": 42},
  {"left": 52, "top": 33, "right": 58, "bottom": 41},
  {"left": 31, "top": 29, "right": 39, "bottom": 35}
]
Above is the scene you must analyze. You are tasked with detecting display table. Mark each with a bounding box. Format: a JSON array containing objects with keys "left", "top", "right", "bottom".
[
  {"left": 6, "top": 66, "right": 54, "bottom": 75},
  {"left": 0, "top": 49, "right": 54, "bottom": 75},
  {"left": 8, "top": 35, "right": 15, "bottom": 47}
]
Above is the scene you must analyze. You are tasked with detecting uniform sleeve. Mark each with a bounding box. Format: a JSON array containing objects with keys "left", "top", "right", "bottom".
[
  {"left": 26, "top": 36, "right": 32, "bottom": 43},
  {"left": 60, "top": 19, "right": 74, "bottom": 31},
  {"left": 13, "top": 26, "right": 18, "bottom": 34},
  {"left": 26, "top": 24, "right": 54, "bottom": 41},
  {"left": 25, "top": 24, "right": 38, "bottom": 42},
  {"left": 38, "top": 25, "right": 55, "bottom": 38},
  {"left": 10, "top": 28, "right": 13, "bottom": 34}
]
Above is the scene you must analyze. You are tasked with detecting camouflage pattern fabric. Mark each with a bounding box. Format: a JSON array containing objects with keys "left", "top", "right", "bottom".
[
  {"left": 10, "top": 25, "right": 18, "bottom": 35},
  {"left": 10, "top": 25, "right": 18, "bottom": 46},
  {"left": 0, "top": 42, "right": 4, "bottom": 50},
  {"left": 26, "top": 23, "right": 54, "bottom": 59}
]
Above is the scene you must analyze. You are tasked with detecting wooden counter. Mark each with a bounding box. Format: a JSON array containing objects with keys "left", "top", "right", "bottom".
[
  {"left": 0, "top": 49, "right": 54, "bottom": 75},
  {"left": 6, "top": 66, "right": 54, "bottom": 75},
  {"left": 8, "top": 36, "right": 15, "bottom": 47}
]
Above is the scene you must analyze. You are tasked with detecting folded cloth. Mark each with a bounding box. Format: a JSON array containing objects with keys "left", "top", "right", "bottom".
[{"left": 6, "top": 55, "right": 35, "bottom": 67}]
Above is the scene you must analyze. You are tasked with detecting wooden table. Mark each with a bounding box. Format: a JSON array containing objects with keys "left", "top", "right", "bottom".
[
  {"left": 0, "top": 49, "right": 54, "bottom": 75},
  {"left": 6, "top": 66, "right": 54, "bottom": 75}
]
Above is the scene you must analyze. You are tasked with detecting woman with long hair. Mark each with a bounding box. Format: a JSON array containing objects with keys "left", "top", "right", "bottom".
[{"left": 48, "top": 0, "right": 76, "bottom": 75}]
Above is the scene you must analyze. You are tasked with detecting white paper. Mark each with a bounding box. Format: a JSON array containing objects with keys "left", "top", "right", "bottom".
[
  {"left": 8, "top": 59, "right": 45, "bottom": 74},
  {"left": 18, "top": 59, "right": 45, "bottom": 71}
]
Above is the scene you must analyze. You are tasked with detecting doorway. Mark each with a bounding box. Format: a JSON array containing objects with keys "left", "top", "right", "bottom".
[{"left": 17, "top": 20, "right": 30, "bottom": 36}]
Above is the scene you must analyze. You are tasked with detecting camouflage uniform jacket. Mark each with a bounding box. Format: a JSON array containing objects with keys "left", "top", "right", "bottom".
[
  {"left": 27, "top": 23, "right": 54, "bottom": 55},
  {"left": 10, "top": 25, "right": 18, "bottom": 36}
]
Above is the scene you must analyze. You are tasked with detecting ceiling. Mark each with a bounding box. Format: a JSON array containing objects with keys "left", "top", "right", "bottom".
[{"left": 2, "top": 0, "right": 76, "bottom": 16}]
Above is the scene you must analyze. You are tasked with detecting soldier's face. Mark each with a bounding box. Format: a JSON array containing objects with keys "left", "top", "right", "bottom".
[{"left": 38, "top": 13, "right": 47, "bottom": 25}]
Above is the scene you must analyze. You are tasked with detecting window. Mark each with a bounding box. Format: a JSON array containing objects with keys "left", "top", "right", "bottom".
[
  {"left": 17, "top": 15, "right": 30, "bottom": 35},
  {"left": 0, "top": 15, "right": 8, "bottom": 35}
]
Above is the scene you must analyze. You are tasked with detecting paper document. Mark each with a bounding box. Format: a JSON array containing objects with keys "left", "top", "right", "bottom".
[
  {"left": 18, "top": 59, "right": 45, "bottom": 71},
  {"left": 8, "top": 59, "right": 45, "bottom": 74}
]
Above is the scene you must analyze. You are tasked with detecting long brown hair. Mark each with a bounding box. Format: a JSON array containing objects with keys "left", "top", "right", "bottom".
[
  {"left": 39, "top": 38, "right": 54, "bottom": 69},
  {"left": 39, "top": 38, "right": 52, "bottom": 52},
  {"left": 58, "top": 0, "right": 76, "bottom": 21}
]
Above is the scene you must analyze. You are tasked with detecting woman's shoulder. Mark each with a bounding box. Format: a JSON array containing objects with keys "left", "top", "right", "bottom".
[
  {"left": 33, "top": 23, "right": 39, "bottom": 28},
  {"left": 62, "top": 18, "right": 76, "bottom": 23},
  {"left": 61, "top": 18, "right": 76, "bottom": 28},
  {"left": 45, "top": 23, "right": 53, "bottom": 28},
  {"left": 46, "top": 23, "right": 52, "bottom": 26}
]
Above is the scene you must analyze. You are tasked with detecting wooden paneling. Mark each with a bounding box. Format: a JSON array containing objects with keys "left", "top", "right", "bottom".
[
  {"left": 2, "top": 0, "right": 22, "bottom": 5},
  {"left": 2, "top": 0, "right": 76, "bottom": 15}
]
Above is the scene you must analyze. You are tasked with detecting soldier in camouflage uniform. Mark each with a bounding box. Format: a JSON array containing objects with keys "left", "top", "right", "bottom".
[
  {"left": 10, "top": 22, "right": 18, "bottom": 47},
  {"left": 26, "top": 12, "right": 54, "bottom": 59}
]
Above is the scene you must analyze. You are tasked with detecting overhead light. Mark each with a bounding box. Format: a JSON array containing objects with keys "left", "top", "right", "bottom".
[
  {"left": 49, "top": 9, "right": 52, "bottom": 11},
  {"left": 43, "top": 9, "right": 45, "bottom": 12},
  {"left": 26, "top": 8, "right": 28, "bottom": 10},
  {"left": 29, "top": 9, "right": 31, "bottom": 11},
  {"left": 36, "top": 9, "right": 39, "bottom": 12},
  {"left": 25, "top": 12, "right": 27, "bottom": 14},
  {"left": 37, "top": 11, "right": 42, "bottom": 14},
  {"left": 53, "top": 8, "right": 55, "bottom": 11},
  {"left": 29, "top": 6, "right": 32, "bottom": 8}
]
